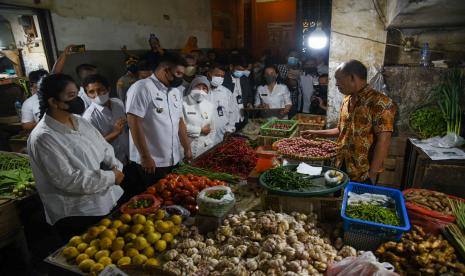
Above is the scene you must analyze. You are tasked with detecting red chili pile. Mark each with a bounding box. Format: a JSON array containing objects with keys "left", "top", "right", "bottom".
[
  {"left": 193, "top": 137, "right": 257, "bottom": 178},
  {"left": 269, "top": 123, "right": 293, "bottom": 130},
  {"left": 274, "top": 137, "right": 339, "bottom": 159},
  {"left": 145, "top": 173, "right": 225, "bottom": 214}
]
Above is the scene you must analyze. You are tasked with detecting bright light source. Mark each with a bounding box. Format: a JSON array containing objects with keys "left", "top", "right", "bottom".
[{"left": 307, "top": 23, "right": 328, "bottom": 49}]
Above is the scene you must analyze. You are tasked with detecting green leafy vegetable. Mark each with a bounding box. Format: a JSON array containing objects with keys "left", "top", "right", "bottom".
[
  {"left": 346, "top": 203, "right": 401, "bottom": 226},
  {"left": 409, "top": 107, "right": 447, "bottom": 139},
  {"left": 263, "top": 166, "right": 322, "bottom": 191}
]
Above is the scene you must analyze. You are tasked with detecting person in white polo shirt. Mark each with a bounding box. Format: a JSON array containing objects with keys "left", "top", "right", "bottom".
[
  {"left": 126, "top": 52, "right": 192, "bottom": 187},
  {"left": 21, "top": 69, "right": 48, "bottom": 130},
  {"left": 255, "top": 65, "right": 292, "bottom": 118}
]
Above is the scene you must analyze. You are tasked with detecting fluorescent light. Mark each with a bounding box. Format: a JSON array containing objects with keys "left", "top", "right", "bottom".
[{"left": 308, "top": 22, "right": 328, "bottom": 49}]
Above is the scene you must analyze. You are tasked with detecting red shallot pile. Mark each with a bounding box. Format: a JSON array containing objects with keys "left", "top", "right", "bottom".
[
  {"left": 268, "top": 123, "right": 293, "bottom": 130},
  {"left": 274, "top": 137, "right": 339, "bottom": 159}
]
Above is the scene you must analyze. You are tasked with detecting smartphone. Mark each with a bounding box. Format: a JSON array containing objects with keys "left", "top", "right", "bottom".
[{"left": 71, "top": 45, "right": 85, "bottom": 53}]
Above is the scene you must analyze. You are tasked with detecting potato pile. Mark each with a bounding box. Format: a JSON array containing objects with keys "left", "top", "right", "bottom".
[
  {"left": 61, "top": 210, "right": 182, "bottom": 274},
  {"left": 376, "top": 225, "right": 465, "bottom": 275},
  {"left": 404, "top": 190, "right": 453, "bottom": 215},
  {"left": 161, "top": 210, "right": 357, "bottom": 275}
]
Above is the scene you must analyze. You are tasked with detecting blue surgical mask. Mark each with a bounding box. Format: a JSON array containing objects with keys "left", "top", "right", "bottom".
[
  {"left": 243, "top": 70, "right": 251, "bottom": 77},
  {"left": 288, "top": 57, "right": 299, "bottom": 65},
  {"left": 233, "top": 71, "right": 244, "bottom": 78}
]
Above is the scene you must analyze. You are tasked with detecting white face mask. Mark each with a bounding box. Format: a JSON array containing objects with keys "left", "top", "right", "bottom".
[
  {"left": 243, "top": 70, "right": 251, "bottom": 77},
  {"left": 190, "top": 89, "right": 208, "bottom": 102},
  {"left": 211, "top": 76, "right": 224, "bottom": 87},
  {"left": 91, "top": 93, "right": 109, "bottom": 105}
]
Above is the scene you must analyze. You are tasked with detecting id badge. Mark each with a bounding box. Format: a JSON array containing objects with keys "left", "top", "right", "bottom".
[
  {"left": 217, "top": 106, "right": 224, "bottom": 117},
  {"left": 236, "top": 95, "right": 243, "bottom": 104}
]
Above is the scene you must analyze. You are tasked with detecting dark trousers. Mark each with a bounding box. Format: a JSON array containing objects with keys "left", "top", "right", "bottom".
[
  {"left": 136, "top": 163, "right": 177, "bottom": 188},
  {"left": 54, "top": 215, "right": 105, "bottom": 242},
  {"left": 118, "top": 161, "right": 146, "bottom": 204}
]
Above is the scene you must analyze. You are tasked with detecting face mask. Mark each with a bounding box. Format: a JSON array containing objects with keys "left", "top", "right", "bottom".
[
  {"left": 233, "top": 71, "right": 244, "bottom": 78},
  {"left": 190, "top": 89, "right": 208, "bottom": 103},
  {"left": 60, "top": 96, "right": 85, "bottom": 115},
  {"left": 211, "top": 76, "right": 224, "bottom": 87},
  {"left": 265, "top": 75, "right": 277, "bottom": 84},
  {"left": 288, "top": 56, "right": 299, "bottom": 65},
  {"left": 184, "top": 66, "right": 197, "bottom": 77},
  {"left": 92, "top": 93, "right": 110, "bottom": 105},
  {"left": 243, "top": 70, "right": 251, "bottom": 77}
]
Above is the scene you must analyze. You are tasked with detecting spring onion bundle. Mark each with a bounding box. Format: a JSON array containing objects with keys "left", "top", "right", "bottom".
[
  {"left": 446, "top": 199, "right": 465, "bottom": 255},
  {"left": 434, "top": 70, "right": 464, "bottom": 135}
]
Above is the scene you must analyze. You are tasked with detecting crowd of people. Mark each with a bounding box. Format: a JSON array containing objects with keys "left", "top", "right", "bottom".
[{"left": 20, "top": 34, "right": 395, "bottom": 240}]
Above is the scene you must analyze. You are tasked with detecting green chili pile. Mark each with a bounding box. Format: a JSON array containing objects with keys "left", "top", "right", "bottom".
[
  {"left": 263, "top": 166, "right": 322, "bottom": 191},
  {"left": 346, "top": 204, "right": 401, "bottom": 226},
  {"left": 128, "top": 198, "right": 154, "bottom": 209},
  {"left": 206, "top": 190, "right": 227, "bottom": 200}
]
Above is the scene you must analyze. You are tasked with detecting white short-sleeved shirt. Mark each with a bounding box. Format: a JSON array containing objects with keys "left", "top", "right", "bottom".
[
  {"left": 83, "top": 98, "right": 129, "bottom": 165},
  {"left": 21, "top": 93, "right": 41, "bottom": 123},
  {"left": 231, "top": 77, "right": 244, "bottom": 123},
  {"left": 255, "top": 83, "right": 292, "bottom": 109},
  {"left": 209, "top": 85, "right": 236, "bottom": 144},
  {"left": 126, "top": 74, "right": 183, "bottom": 167},
  {"left": 27, "top": 114, "right": 123, "bottom": 225},
  {"left": 299, "top": 74, "right": 316, "bottom": 113},
  {"left": 79, "top": 86, "right": 92, "bottom": 110}
]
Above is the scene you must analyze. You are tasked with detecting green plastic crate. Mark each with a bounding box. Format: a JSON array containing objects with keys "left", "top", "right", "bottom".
[{"left": 260, "top": 119, "right": 298, "bottom": 137}]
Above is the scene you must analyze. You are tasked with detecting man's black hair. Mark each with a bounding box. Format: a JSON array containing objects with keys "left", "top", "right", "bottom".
[
  {"left": 156, "top": 51, "right": 187, "bottom": 70},
  {"left": 82, "top": 74, "right": 110, "bottom": 91},
  {"left": 209, "top": 62, "right": 225, "bottom": 72},
  {"left": 337, "top": 60, "right": 367, "bottom": 80},
  {"left": 28, "top": 69, "right": 49, "bottom": 84},
  {"left": 75, "top": 64, "right": 97, "bottom": 77}
]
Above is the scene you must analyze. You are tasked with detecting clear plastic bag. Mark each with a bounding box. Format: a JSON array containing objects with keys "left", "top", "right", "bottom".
[
  {"left": 326, "top": 252, "right": 399, "bottom": 276},
  {"left": 369, "top": 68, "right": 389, "bottom": 95},
  {"left": 197, "top": 186, "right": 235, "bottom": 217}
]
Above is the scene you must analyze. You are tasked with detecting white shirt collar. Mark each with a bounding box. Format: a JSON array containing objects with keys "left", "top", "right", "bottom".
[
  {"left": 43, "top": 113, "right": 80, "bottom": 134},
  {"left": 149, "top": 73, "right": 169, "bottom": 93}
]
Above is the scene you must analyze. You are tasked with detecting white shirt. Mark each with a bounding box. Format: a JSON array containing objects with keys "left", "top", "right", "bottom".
[
  {"left": 126, "top": 74, "right": 183, "bottom": 167},
  {"left": 79, "top": 86, "right": 92, "bottom": 110},
  {"left": 255, "top": 83, "right": 292, "bottom": 109},
  {"left": 231, "top": 77, "right": 244, "bottom": 123},
  {"left": 21, "top": 93, "right": 41, "bottom": 123},
  {"left": 83, "top": 98, "right": 129, "bottom": 165},
  {"left": 27, "top": 114, "right": 123, "bottom": 225},
  {"left": 183, "top": 95, "right": 216, "bottom": 158},
  {"left": 209, "top": 85, "right": 236, "bottom": 144},
  {"left": 299, "top": 74, "right": 316, "bottom": 113}
]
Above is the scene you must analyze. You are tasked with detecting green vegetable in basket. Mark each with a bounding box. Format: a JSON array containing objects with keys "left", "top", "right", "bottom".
[
  {"left": 128, "top": 199, "right": 153, "bottom": 209},
  {"left": 263, "top": 166, "right": 323, "bottom": 191},
  {"left": 346, "top": 203, "right": 401, "bottom": 226},
  {"left": 206, "top": 190, "right": 227, "bottom": 200},
  {"left": 409, "top": 107, "right": 447, "bottom": 139}
]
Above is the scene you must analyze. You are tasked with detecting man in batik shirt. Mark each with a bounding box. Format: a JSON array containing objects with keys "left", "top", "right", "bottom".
[{"left": 302, "top": 60, "right": 396, "bottom": 183}]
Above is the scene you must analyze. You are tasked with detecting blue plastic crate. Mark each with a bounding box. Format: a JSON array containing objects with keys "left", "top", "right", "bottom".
[{"left": 341, "top": 182, "right": 411, "bottom": 251}]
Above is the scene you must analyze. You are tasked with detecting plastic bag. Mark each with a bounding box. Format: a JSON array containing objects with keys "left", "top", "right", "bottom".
[
  {"left": 430, "top": 132, "right": 465, "bottom": 148},
  {"left": 197, "top": 186, "right": 235, "bottom": 217},
  {"left": 161, "top": 205, "right": 191, "bottom": 219},
  {"left": 369, "top": 68, "right": 389, "bottom": 95},
  {"left": 326, "top": 251, "right": 398, "bottom": 276}
]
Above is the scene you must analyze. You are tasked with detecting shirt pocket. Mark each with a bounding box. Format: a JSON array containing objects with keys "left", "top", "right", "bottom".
[{"left": 150, "top": 93, "right": 169, "bottom": 118}]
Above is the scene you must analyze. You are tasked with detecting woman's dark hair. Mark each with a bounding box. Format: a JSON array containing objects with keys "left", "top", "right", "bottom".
[{"left": 38, "top": 74, "right": 78, "bottom": 119}]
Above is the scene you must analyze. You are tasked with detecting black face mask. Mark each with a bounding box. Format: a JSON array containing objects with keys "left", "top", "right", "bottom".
[
  {"left": 166, "top": 69, "right": 183, "bottom": 88},
  {"left": 265, "top": 75, "right": 276, "bottom": 84},
  {"left": 60, "top": 97, "right": 85, "bottom": 115}
]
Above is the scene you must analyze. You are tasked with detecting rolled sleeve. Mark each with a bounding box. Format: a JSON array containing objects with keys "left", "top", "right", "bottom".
[
  {"left": 126, "top": 83, "right": 151, "bottom": 118},
  {"left": 373, "top": 98, "right": 396, "bottom": 133}
]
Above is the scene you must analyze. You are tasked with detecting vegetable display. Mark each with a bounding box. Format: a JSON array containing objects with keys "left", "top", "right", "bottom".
[
  {"left": 445, "top": 199, "right": 465, "bottom": 259},
  {"left": 193, "top": 137, "right": 257, "bottom": 178},
  {"left": 128, "top": 198, "right": 154, "bottom": 209},
  {"left": 61, "top": 211, "right": 183, "bottom": 273},
  {"left": 120, "top": 194, "right": 162, "bottom": 215},
  {"left": 206, "top": 190, "right": 227, "bottom": 200},
  {"left": 376, "top": 225, "right": 465, "bottom": 275},
  {"left": 262, "top": 166, "right": 321, "bottom": 191},
  {"left": 145, "top": 173, "right": 226, "bottom": 214},
  {"left": 404, "top": 189, "right": 453, "bottom": 215},
  {"left": 0, "top": 152, "right": 35, "bottom": 198},
  {"left": 273, "top": 137, "right": 339, "bottom": 160},
  {"left": 173, "top": 164, "right": 240, "bottom": 183},
  {"left": 434, "top": 70, "right": 464, "bottom": 136},
  {"left": 346, "top": 204, "right": 401, "bottom": 226},
  {"left": 260, "top": 119, "right": 297, "bottom": 137},
  {"left": 409, "top": 107, "right": 447, "bottom": 139},
  {"left": 161, "top": 211, "right": 358, "bottom": 275}
]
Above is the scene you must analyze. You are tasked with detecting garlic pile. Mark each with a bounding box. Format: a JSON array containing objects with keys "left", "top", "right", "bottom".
[{"left": 162, "top": 210, "right": 357, "bottom": 275}]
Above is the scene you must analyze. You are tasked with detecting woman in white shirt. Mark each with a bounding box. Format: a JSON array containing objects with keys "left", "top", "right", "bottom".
[
  {"left": 27, "top": 74, "right": 124, "bottom": 241},
  {"left": 255, "top": 65, "right": 292, "bottom": 118},
  {"left": 182, "top": 76, "right": 216, "bottom": 158}
]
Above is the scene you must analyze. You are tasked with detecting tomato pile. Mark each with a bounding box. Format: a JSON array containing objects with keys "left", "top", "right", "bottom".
[
  {"left": 274, "top": 137, "right": 339, "bottom": 159},
  {"left": 145, "top": 173, "right": 226, "bottom": 214},
  {"left": 269, "top": 123, "right": 293, "bottom": 130}
]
